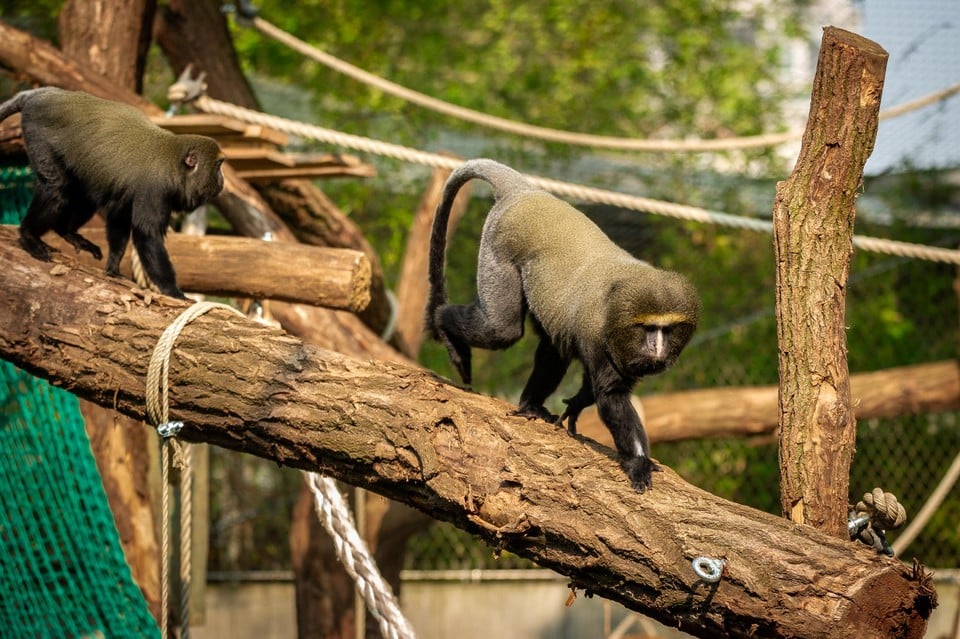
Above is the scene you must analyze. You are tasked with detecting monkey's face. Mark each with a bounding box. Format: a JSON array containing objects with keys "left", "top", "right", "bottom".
[
  {"left": 608, "top": 317, "right": 696, "bottom": 378},
  {"left": 604, "top": 274, "right": 700, "bottom": 380},
  {"left": 179, "top": 136, "right": 225, "bottom": 209}
]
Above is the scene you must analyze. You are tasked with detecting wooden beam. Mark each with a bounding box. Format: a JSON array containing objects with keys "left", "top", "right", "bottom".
[
  {"left": 0, "top": 226, "right": 370, "bottom": 312},
  {"left": 576, "top": 360, "right": 960, "bottom": 446}
]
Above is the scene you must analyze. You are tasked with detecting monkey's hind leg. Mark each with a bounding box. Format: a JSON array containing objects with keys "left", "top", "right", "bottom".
[
  {"left": 59, "top": 231, "right": 102, "bottom": 260},
  {"left": 52, "top": 186, "right": 101, "bottom": 259},
  {"left": 434, "top": 256, "right": 526, "bottom": 385},
  {"left": 18, "top": 181, "right": 63, "bottom": 262},
  {"left": 514, "top": 334, "right": 568, "bottom": 423}
]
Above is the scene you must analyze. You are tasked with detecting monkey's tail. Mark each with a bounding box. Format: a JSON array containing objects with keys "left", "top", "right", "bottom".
[{"left": 426, "top": 159, "right": 532, "bottom": 335}]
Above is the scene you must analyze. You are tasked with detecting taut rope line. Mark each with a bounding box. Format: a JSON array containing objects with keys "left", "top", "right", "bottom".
[{"left": 194, "top": 95, "right": 960, "bottom": 265}]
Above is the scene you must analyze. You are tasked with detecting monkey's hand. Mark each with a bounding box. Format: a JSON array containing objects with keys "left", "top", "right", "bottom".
[
  {"left": 622, "top": 456, "right": 660, "bottom": 493},
  {"left": 512, "top": 404, "right": 558, "bottom": 423}
]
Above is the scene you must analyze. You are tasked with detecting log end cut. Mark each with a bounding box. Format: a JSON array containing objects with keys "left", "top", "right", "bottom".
[{"left": 839, "top": 561, "right": 937, "bottom": 639}]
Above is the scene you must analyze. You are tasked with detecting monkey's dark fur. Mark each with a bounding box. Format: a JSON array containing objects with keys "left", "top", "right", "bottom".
[
  {"left": 0, "top": 87, "right": 225, "bottom": 299},
  {"left": 427, "top": 159, "right": 700, "bottom": 491}
]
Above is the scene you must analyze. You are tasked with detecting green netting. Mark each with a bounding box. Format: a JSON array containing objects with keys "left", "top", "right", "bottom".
[{"left": 0, "top": 167, "right": 160, "bottom": 638}]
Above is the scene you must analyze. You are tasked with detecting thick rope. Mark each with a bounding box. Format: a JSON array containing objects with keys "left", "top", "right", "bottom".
[
  {"left": 146, "top": 301, "right": 245, "bottom": 639},
  {"left": 194, "top": 95, "right": 960, "bottom": 265},
  {"left": 306, "top": 472, "right": 416, "bottom": 639},
  {"left": 249, "top": 16, "right": 960, "bottom": 153}
]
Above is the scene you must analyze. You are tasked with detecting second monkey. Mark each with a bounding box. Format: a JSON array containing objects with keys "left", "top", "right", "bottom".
[{"left": 427, "top": 159, "right": 700, "bottom": 492}]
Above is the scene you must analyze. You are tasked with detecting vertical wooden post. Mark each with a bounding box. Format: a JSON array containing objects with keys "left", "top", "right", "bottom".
[{"left": 774, "top": 27, "right": 888, "bottom": 538}]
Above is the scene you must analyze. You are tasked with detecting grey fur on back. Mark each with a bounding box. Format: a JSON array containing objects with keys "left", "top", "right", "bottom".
[{"left": 0, "top": 87, "right": 50, "bottom": 123}]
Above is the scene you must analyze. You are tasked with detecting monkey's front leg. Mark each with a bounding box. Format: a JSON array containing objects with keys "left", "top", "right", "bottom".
[
  {"left": 131, "top": 202, "right": 186, "bottom": 299},
  {"left": 593, "top": 370, "right": 658, "bottom": 492}
]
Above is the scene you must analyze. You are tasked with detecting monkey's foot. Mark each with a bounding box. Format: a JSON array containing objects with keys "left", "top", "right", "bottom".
[
  {"left": 512, "top": 404, "right": 558, "bottom": 423},
  {"left": 18, "top": 234, "right": 56, "bottom": 262},
  {"left": 554, "top": 407, "right": 583, "bottom": 436},
  {"left": 622, "top": 456, "right": 660, "bottom": 493},
  {"left": 63, "top": 233, "right": 102, "bottom": 260}
]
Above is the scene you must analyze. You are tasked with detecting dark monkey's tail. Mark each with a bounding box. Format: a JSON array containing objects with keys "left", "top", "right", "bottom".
[{"left": 425, "top": 159, "right": 533, "bottom": 337}]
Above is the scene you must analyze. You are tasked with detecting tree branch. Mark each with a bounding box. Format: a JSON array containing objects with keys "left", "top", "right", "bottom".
[
  {"left": 774, "top": 27, "right": 887, "bottom": 536},
  {"left": 0, "top": 233, "right": 933, "bottom": 639},
  {"left": 576, "top": 360, "right": 960, "bottom": 445}
]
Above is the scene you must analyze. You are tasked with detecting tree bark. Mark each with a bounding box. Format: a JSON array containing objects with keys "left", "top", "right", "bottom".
[
  {"left": 0, "top": 233, "right": 935, "bottom": 639},
  {"left": 575, "top": 360, "right": 960, "bottom": 446},
  {"left": 58, "top": 0, "right": 156, "bottom": 94},
  {"left": 773, "top": 27, "right": 887, "bottom": 537}
]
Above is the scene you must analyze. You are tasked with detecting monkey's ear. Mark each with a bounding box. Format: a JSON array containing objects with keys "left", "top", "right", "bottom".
[{"left": 184, "top": 150, "right": 199, "bottom": 169}]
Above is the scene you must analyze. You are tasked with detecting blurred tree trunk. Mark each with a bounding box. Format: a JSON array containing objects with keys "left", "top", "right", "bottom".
[
  {"left": 57, "top": 0, "right": 162, "bottom": 623},
  {"left": 58, "top": 0, "right": 156, "bottom": 94},
  {"left": 155, "top": 4, "right": 431, "bottom": 637},
  {"left": 773, "top": 27, "right": 887, "bottom": 537}
]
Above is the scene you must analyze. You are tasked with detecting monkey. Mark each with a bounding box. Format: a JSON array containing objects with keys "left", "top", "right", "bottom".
[
  {"left": 427, "top": 159, "right": 700, "bottom": 492},
  {"left": 0, "top": 87, "right": 225, "bottom": 299}
]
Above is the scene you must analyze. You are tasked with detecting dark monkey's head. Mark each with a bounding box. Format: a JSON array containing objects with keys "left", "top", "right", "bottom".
[
  {"left": 173, "top": 134, "right": 225, "bottom": 210},
  {"left": 604, "top": 269, "right": 701, "bottom": 379}
]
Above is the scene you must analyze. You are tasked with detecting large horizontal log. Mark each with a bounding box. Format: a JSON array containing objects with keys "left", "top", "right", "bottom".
[
  {"left": 0, "top": 234, "right": 933, "bottom": 638},
  {"left": 0, "top": 225, "right": 371, "bottom": 311},
  {"left": 577, "top": 361, "right": 960, "bottom": 446}
]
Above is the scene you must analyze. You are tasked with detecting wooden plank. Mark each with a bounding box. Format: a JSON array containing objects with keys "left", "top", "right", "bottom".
[{"left": 151, "top": 114, "right": 290, "bottom": 146}]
